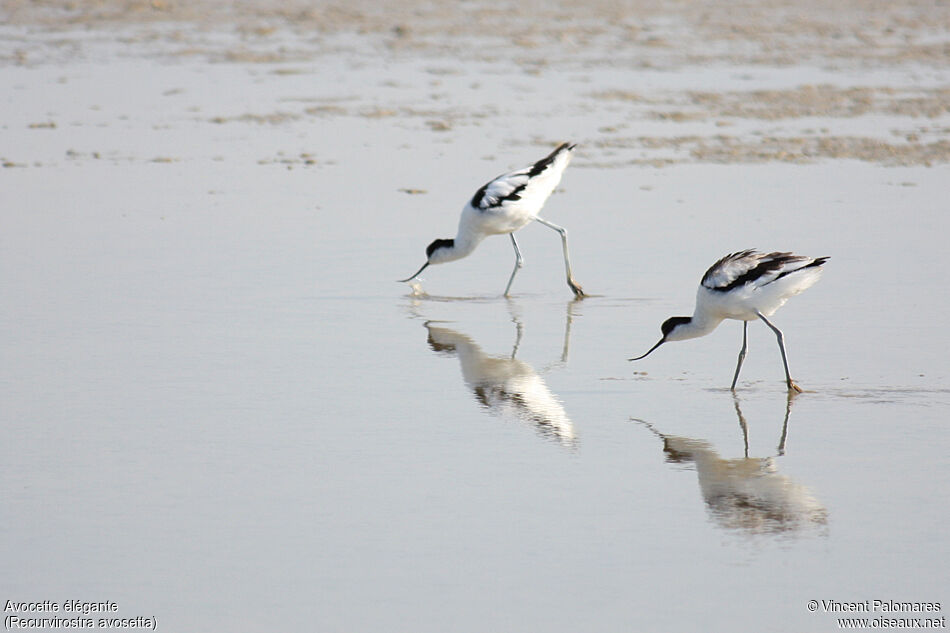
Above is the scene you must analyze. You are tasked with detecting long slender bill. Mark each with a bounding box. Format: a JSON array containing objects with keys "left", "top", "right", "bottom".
[
  {"left": 628, "top": 338, "right": 665, "bottom": 361},
  {"left": 398, "top": 261, "right": 429, "bottom": 283}
]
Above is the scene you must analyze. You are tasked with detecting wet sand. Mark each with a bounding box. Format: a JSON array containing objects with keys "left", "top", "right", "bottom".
[{"left": 4, "top": 0, "right": 950, "bottom": 167}]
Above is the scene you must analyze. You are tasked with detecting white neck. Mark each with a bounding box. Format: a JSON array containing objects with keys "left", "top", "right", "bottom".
[
  {"left": 670, "top": 313, "right": 724, "bottom": 342},
  {"left": 453, "top": 230, "right": 483, "bottom": 257},
  {"left": 430, "top": 232, "right": 483, "bottom": 265}
]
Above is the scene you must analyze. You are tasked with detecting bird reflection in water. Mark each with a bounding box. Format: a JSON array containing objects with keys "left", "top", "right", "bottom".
[
  {"left": 423, "top": 304, "right": 577, "bottom": 448},
  {"left": 636, "top": 396, "right": 827, "bottom": 535}
]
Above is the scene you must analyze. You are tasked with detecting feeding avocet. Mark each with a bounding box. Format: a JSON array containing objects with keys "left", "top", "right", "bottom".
[
  {"left": 399, "top": 142, "right": 585, "bottom": 297},
  {"left": 629, "top": 250, "right": 828, "bottom": 392}
]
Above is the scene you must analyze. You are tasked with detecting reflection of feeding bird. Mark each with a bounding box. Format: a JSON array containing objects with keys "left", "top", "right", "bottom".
[
  {"left": 400, "top": 143, "right": 585, "bottom": 298},
  {"left": 658, "top": 436, "right": 827, "bottom": 534},
  {"left": 424, "top": 322, "right": 576, "bottom": 447},
  {"left": 630, "top": 250, "right": 828, "bottom": 392},
  {"left": 637, "top": 398, "right": 827, "bottom": 535}
]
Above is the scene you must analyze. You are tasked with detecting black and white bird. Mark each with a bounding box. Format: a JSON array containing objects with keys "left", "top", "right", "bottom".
[
  {"left": 399, "top": 143, "right": 585, "bottom": 297},
  {"left": 629, "top": 250, "right": 829, "bottom": 392}
]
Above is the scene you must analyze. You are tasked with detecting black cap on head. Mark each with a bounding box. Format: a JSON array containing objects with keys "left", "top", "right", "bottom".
[
  {"left": 661, "top": 316, "right": 692, "bottom": 338},
  {"left": 426, "top": 238, "right": 454, "bottom": 259}
]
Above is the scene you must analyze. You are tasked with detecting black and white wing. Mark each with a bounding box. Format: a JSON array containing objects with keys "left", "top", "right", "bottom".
[
  {"left": 701, "top": 250, "right": 824, "bottom": 292},
  {"left": 469, "top": 143, "right": 575, "bottom": 212}
]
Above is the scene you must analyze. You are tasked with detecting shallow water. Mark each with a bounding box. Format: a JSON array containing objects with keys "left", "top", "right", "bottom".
[{"left": 2, "top": 3, "right": 949, "bottom": 631}]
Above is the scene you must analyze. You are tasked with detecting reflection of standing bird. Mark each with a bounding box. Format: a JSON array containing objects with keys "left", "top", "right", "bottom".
[
  {"left": 636, "top": 397, "right": 827, "bottom": 535},
  {"left": 400, "top": 143, "right": 585, "bottom": 297},
  {"left": 657, "top": 434, "right": 827, "bottom": 534},
  {"left": 425, "top": 323, "right": 576, "bottom": 448},
  {"left": 630, "top": 250, "right": 828, "bottom": 392}
]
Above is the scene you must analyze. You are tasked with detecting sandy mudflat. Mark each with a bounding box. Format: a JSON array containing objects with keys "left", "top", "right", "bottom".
[{"left": 3, "top": 0, "right": 950, "bottom": 166}]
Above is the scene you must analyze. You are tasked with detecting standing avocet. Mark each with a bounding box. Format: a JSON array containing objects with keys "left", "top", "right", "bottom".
[
  {"left": 399, "top": 142, "right": 585, "bottom": 298},
  {"left": 629, "top": 250, "right": 828, "bottom": 392}
]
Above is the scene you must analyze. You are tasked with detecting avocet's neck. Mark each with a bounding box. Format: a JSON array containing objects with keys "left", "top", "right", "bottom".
[
  {"left": 452, "top": 227, "right": 484, "bottom": 256},
  {"left": 668, "top": 313, "right": 724, "bottom": 342},
  {"left": 429, "top": 231, "right": 482, "bottom": 265},
  {"left": 424, "top": 232, "right": 477, "bottom": 266}
]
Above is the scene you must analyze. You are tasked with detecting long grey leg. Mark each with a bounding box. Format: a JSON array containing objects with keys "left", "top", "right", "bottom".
[
  {"left": 535, "top": 217, "right": 585, "bottom": 298},
  {"left": 756, "top": 310, "right": 802, "bottom": 393},
  {"left": 730, "top": 321, "right": 749, "bottom": 391},
  {"left": 503, "top": 233, "right": 524, "bottom": 297}
]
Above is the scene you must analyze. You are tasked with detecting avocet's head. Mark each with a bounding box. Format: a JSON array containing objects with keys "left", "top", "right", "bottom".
[
  {"left": 628, "top": 316, "right": 693, "bottom": 361},
  {"left": 398, "top": 238, "right": 456, "bottom": 283}
]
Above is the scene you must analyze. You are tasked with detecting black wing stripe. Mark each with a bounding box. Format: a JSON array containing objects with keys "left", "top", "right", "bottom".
[
  {"left": 527, "top": 142, "right": 571, "bottom": 177},
  {"left": 470, "top": 143, "right": 573, "bottom": 210},
  {"left": 470, "top": 183, "right": 489, "bottom": 209},
  {"left": 470, "top": 181, "right": 526, "bottom": 210},
  {"left": 764, "top": 256, "right": 830, "bottom": 285},
  {"left": 705, "top": 251, "right": 797, "bottom": 292},
  {"left": 700, "top": 249, "right": 757, "bottom": 288}
]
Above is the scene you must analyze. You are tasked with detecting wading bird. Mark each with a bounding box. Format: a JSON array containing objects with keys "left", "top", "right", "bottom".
[
  {"left": 629, "top": 250, "right": 828, "bottom": 392},
  {"left": 399, "top": 143, "right": 585, "bottom": 297}
]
